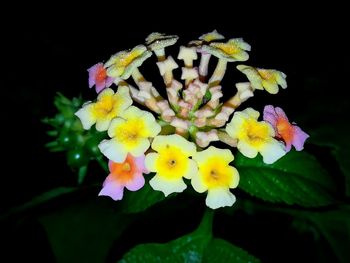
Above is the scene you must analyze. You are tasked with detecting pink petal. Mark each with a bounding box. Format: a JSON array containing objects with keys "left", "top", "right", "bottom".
[
  {"left": 98, "top": 180, "right": 124, "bottom": 201},
  {"left": 87, "top": 63, "right": 102, "bottom": 88},
  {"left": 134, "top": 154, "right": 148, "bottom": 173},
  {"left": 263, "top": 105, "right": 278, "bottom": 126},
  {"left": 105, "top": 77, "right": 114, "bottom": 88},
  {"left": 125, "top": 173, "right": 145, "bottom": 191},
  {"left": 284, "top": 140, "right": 292, "bottom": 152},
  {"left": 263, "top": 112, "right": 278, "bottom": 127},
  {"left": 263, "top": 105, "right": 277, "bottom": 117},
  {"left": 95, "top": 81, "right": 106, "bottom": 93},
  {"left": 108, "top": 160, "right": 114, "bottom": 171},
  {"left": 275, "top": 107, "right": 289, "bottom": 121},
  {"left": 88, "top": 74, "right": 95, "bottom": 88},
  {"left": 292, "top": 126, "right": 309, "bottom": 151}
]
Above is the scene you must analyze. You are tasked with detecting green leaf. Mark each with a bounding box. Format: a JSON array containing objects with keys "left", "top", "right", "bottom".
[
  {"left": 0, "top": 187, "right": 76, "bottom": 220},
  {"left": 38, "top": 198, "right": 131, "bottom": 263},
  {"left": 309, "top": 124, "right": 350, "bottom": 197},
  {"left": 119, "top": 210, "right": 260, "bottom": 262},
  {"left": 204, "top": 238, "right": 260, "bottom": 263},
  {"left": 235, "top": 150, "right": 336, "bottom": 207},
  {"left": 119, "top": 210, "right": 213, "bottom": 263},
  {"left": 306, "top": 206, "right": 350, "bottom": 263},
  {"left": 120, "top": 176, "right": 166, "bottom": 214}
]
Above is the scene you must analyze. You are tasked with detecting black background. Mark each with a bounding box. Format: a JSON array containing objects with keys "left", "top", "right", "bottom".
[{"left": 1, "top": 6, "right": 349, "bottom": 262}]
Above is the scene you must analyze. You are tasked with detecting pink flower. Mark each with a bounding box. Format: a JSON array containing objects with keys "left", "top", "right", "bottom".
[
  {"left": 98, "top": 154, "right": 147, "bottom": 201},
  {"left": 88, "top": 63, "right": 114, "bottom": 93},
  {"left": 263, "top": 105, "right": 309, "bottom": 152}
]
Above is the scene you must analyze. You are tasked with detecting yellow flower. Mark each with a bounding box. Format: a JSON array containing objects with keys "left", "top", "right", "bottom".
[
  {"left": 105, "top": 45, "right": 151, "bottom": 79},
  {"left": 75, "top": 86, "right": 132, "bottom": 131},
  {"left": 191, "top": 146, "right": 239, "bottom": 209},
  {"left": 98, "top": 106, "right": 161, "bottom": 163},
  {"left": 202, "top": 38, "right": 251, "bottom": 62},
  {"left": 199, "top": 30, "right": 225, "bottom": 43},
  {"left": 226, "top": 108, "right": 286, "bottom": 164},
  {"left": 145, "top": 134, "right": 197, "bottom": 196},
  {"left": 237, "top": 65, "right": 287, "bottom": 94}
]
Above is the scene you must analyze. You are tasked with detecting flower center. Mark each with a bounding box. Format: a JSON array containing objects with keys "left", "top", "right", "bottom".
[
  {"left": 277, "top": 118, "right": 294, "bottom": 143},
  {"left": 115, "top": 119, "right": 145, "bottom": 148},
  {"left": 214, "top": 43, "right": 239, "bottom": 55},
  {"left": 94, "top": 95, "right": 119, "bottom": 119},
  {"left": 156, "top": 147, "right": 188, "bottom": 179},
  {"left": 122, "top": 162, "right": 131, "bottom": 172},
  {"left": 201, "top": 158, "right": 232, "bottom": 189},
  {"left": 258, "top": 69, "right": 275, "bottom": 81},
  {"left": 243, "top": 119, "right": 270, "bottom": 147},
  {"left": 110, "top": 157, "right": 136, "bottom": 184},
  {"left": 96, "top": 67, "right": 107, "bottom": 82},
  {"left": 168, "top": 159, "right": 176, "bottom": 167}
]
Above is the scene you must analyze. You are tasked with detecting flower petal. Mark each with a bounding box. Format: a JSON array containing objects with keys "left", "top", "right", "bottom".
[
  {"left": 237, "top": 140, "right": 258, "bottom": 158},
  {"left": 149, "top": 175, "right": 187, "bottom": 197},
  {"left": 134, "top": 154, "right": 148, "bottom": 173},
  {"left": 145, "top": 152, "right": 158, "bottom": 173},
  {"left": 75, "top": 103, "right": 96, "bottom": 130},
  {"left": 129, "top": 138, "right": 150, "bottom": 157},
  {"left": 99, "top": 181, "right": 124, "bottom": 201},
  {"left": 99, "top": 139, "right": 127, "bottom": 163},
  {"left": 191, "top": 172, "right": 208, "bottom": 193},
  {"left": 151, "top": 134, "right": 196, "bottom": 157},
  {"left": 183, "top": 159, "right": 198, "bottom": 179},
  {"left": 206, "top": 188, "right": 236, "bottom": 209},
  {"left": 125, "top": 173, "right": 145, "bottom": 191},
  {"left": 259, "top": 140, "right": 286, "bottom": 164},
  {"left": 292, "top": 126, "right": 310, "bottom": 151}
]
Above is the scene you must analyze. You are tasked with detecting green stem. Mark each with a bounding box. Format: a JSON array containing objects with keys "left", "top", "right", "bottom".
[
  {"left": 195, "top": 208, "right": 214, "bottom": 237},
  {"left": 96, "top": 156, "right": 109, "bottom": 173}
]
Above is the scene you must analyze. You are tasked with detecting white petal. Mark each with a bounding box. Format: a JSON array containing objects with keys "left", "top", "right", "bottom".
[
  {"left": 145, "top": 152, "right": 158, "bottom": 172},
  {"left": 237, "top": 141, "right": 258, "bottom": 159},
  {"left": 183, "top": 159, "right": 198, "bottom": 179},
  {"left": 149, "top": 175, "right": 187, "bottom": 197},
  {"left": 98, "top": 139, "right": 127, "bottom": 163},
  {"left": 75, "top": 103, "right": 96, "bottom": 130},
  {"left": 259, "top": 140, "right": 286, "bottom": 164},
  {"left": 95, "top": 118, "right": 111, "bottom": 132},
  {"left": 191, "top": 172, "right": 207, "bottom": 193},
  {"left": 129, "top": 138, "right": 150, "bottom": 157},
  {"left": 206, "top": 189, "right": 236, "bottom": 209}
]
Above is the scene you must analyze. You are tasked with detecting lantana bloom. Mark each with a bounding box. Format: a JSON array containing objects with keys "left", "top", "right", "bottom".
[
  {"left": 98, "top": 106, "right": 161, "bottom": 163},
  {"left": 263, "top": 105, "right": 309, "bottom": 152},
  {"left": 191, "top": 146, "right": 239, "bottom": 209},
  {"left": 88, "top": 63, "right": 114, "bottom": 93},
  {"left": 105, "top": 45, "right": 152, "bottom": 79},
  {"left": 226, "top": 108, "right": 286, "bottom": 164},
  {"left": 75, "top": 86, "right": 132, "bottom": 131},
  {"left": 99, "top": 154, "right": 147, "bottom": 201},
  {"left": 237, "top": 65, "right": 287, "bottom": 94},
  {"left": 145, "top": 134, "right": 197, "bottom": 196}
]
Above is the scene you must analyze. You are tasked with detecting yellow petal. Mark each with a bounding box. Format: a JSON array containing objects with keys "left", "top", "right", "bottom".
[
  {"left": 193, "top": 146, "right": 234, "bottom": 165},
  {"left": 151, "top": 134, "right": 196, "bottom": 157}
]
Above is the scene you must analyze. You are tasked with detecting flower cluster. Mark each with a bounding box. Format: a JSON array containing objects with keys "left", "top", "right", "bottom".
[{"left": 75, "top": 31, "right": 309, "bottom": 209}]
